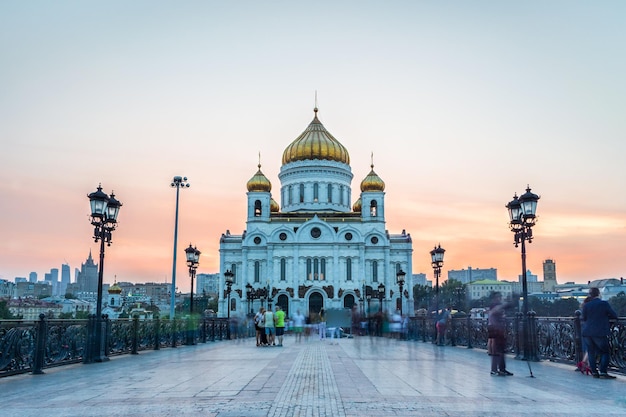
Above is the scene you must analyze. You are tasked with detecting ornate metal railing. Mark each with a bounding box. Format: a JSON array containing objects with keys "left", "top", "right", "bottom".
[
  {"left": 0, "top": 315, "right": 235, "bottom": 378},
  {"left": 408, "top": 313, "right": 626, "bottom": 373}
]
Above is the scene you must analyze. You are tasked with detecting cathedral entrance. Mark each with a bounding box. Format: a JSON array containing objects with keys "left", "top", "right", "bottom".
[
  {"left": 343, "top": 294, "right": 355, "bottom": 309},
  {"left": 277, "top": 294, "right": 289, "bottom": 317},
  {"left": 308, "top": 292, "right": 323, "bottom": 320}
]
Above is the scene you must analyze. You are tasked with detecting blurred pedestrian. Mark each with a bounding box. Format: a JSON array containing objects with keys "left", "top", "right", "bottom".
[{"left": 582, "top": 287, "right": 618, "bottom": 379}]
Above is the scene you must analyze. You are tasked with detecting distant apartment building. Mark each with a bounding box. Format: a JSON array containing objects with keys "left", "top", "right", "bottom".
[
  {"left": 15, "top": 282, "right": 52, "bottom": 299},
  {"left": 467, "top": 279, "right": 512, "bottom": 300},
  {"left": 448, "top": 267, "right": 497, "bottom": 284},
  {"left": 518, "top": 269, "right": 538, "bottom": 283},
  {"left": 197, "top": 273, "right": 219, "bottom": 295},
  {"left": 15, "top": 277, "right": 27, "bottom": 283},
  {"left": 29, "top": 271, "right": 37, "bottom": 283},
  {"left": 412, "top": 273, "right": 430, "bottom": 286},
  {"left": 67, "top": 251, "right": 98, "bottom": 295},
  {"left": 60, "top": 263, "right": 71, "bottom": 296},
  {"left": 0, "top": 279, "right": 16, "bottom": 298},
  {"left": 8, "top": 298, "right": 62, "bottom": 320}
]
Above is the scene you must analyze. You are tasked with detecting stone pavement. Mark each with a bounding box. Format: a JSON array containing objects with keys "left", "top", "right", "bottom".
[{"left": 1, "top": 336, "right": 625, "bottom": 417}]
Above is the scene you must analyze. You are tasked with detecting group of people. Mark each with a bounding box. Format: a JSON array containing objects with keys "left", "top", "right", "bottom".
[
  {"left": 254, "top": 305, "right": 286, "bottom": 346},
  {"left": 487, "top": 287, "right": 618, "bottom": 379}
]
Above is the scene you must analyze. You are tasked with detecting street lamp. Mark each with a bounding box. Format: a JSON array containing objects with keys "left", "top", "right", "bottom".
[
  {"left": 184, "top": 244, "right": 200, "bottom": 315},
  {"left": 170, "top": 176, "right": 190, "bottom": 319},
  {"left": 87, "top": 184, "right": 122, "bottom": 363},
  {"left": 246, "top": 283, "right": 253, "bottom": 316},
  {"left": 396, "top": 269, "right": 406, "bottom": 316},
  {"left": 430, "top": 244, "right": 445, "bottom": 318},
  {"left": 378, "top": 283, "right": 385, "bottom": 313},
  {"left": 224, "top": 270, "right": 234, "bottom": 318},
  {"left": 506, "top": 185, "right": 540, "bottom": 361}
]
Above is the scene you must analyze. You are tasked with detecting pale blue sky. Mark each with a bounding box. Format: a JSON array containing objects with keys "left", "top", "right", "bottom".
[{"left": 1, "top": 1, "right": 624, "bottom": 284}]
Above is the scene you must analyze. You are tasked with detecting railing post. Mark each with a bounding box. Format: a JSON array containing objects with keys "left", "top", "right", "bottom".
[
  {"left": 172, "top": 319, "right": 177, "bottom": 348},
  {"left": 131, "top": 316, "right": 139, "bottom": 355},
  {"left": 574, "top": 309, "right": 583, "bottom": 364},
  {"left": 32, "top": 313, "right": 47, "bottom": 375},
  {"left": 514, "top": 312, "right": 523, "bottom": 360},
  {"left": 201, "top": 317, "right": 207, "bottom": 343},
  {"left": 210, "top": 319, "right": 215, "bottom": 342},
  {"left": 83, "top": 314, "right": 95, "bottom": 364},
  {"left": 421, "top": 317, "right": 427, "bottom": 343},
  {"left": 466, "top": 315, "right": 473, "bottom": 349},
  {"left": 527, "top": 310, "right": 539, "bottom": 361},
  {"left": 154, "top": 315, "right": 160, "bottom": 350}
]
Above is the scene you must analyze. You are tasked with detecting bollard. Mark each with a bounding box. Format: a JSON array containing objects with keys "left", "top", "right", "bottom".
[
  {"left": 32, "top": 314, "right": 47, "bottom": 374},
  {"left": 154, "top": 315, "right": 160, "bottom": 350},
  {"left": 83, "top": 314, "right": 96, "bottom": 364},
  {"left": 574, "top": 310, "right": 583, "bottom": 363},
  {"left": 131, "top": 316, "right": 139, "bottom": 355}
]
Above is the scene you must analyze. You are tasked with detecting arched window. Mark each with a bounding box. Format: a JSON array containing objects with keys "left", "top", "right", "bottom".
[
  {"left": 254, "top": 200, "right": 262, "bottom": 217},
  {"left": 307, "top": 259, "right": 312, "bottom": 280},
  {"left": 231, "top": 264, "right": 237, "bottom": 283},
  {"left": 288, "top": 185, "right": 293, "bottom": 204},
  {"left": 320, "top": 258, "right": 326, "bottom": 280},
  {"left": 372, "top": 260, "right": 378, "bottom": 282},
  {"left": 340, "top": 185, "right": 344, "bottom": 205},
  {"left": 230, "top": 298, "right": 236, "bottom": 311},
  {"left": 370, "top": 200, "right": 377, "bottom": 217},
  {"left": 280, "top": 259, "right": 286, "bottom": 281},
  {"left": 110, "top": 297, "right": 115, "bottom": 306},
  {"left": 299, "top": 184, "right": 305, "bottom": 203},
  {"left": 346, "top": 258, "right": 352, "bottom": 281},
  {"left": 327, "top": 184, "right": 333, "bottom": 202},
  {"left": 307, "top": 258, "right": 326, "bottom": 280},
  {"left": 313, "top": 183, "right": 319, "bottom": 202},
  {"left": 314, "top": 258, "right": 319, "bottom": 280},
  {"left": 254, "top": 261, "right": 260, "bottom": 283},
  {"left": 277, "top": 294, "right": 289, "bottom": 317},
  {"left": 343, "top": 294, "right": 355, "bottom": 309}
]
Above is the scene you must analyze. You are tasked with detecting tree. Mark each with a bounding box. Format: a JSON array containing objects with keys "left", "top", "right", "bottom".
[
  {"left": 0, "top": 300, "right": 15, "bottom": 319},
  {"left": 609, "top": 292, "right": 626, "bottom": 317},
  {"left": 412, "top": 284, "right": 432, "bottom": 310}
]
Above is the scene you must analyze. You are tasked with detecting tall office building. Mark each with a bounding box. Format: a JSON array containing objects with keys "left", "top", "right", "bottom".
[
  {"left": 448, "top": 267, "right": 497, "bottom": 284},
  {"left": 60, "top": 263, "right": 71, "bottom": 296},
  {"left": 29, "top": 272, "right": 37, "bottom": 283}
]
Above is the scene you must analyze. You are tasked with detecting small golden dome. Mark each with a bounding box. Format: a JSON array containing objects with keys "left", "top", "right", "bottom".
[
  {"left": 247, "top": 164, "right": 272, "bottom": 192},
  {"left": 282, "top": 108, "right": 350, "bottom": 165},
  {"left": 360, "top": 164, "right": 385, "bottom": 192},
  {"left": 352, "top": 197, "right": 362, "bottom": 212},
  {"left": 270, "top": 198, "right": 280, "bottom": 213},
  {"left": 108, "top": 282, "right": 122, "bottom": 294}
]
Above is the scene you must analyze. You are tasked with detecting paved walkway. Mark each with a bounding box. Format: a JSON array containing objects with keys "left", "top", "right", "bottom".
[{"left": 2, "top": 336, "right": 625, "bottom": 416}]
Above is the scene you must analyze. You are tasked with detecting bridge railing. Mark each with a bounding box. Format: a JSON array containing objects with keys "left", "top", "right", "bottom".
[{"left": 0, "top": 315, "right": 237, "bottom": 378}]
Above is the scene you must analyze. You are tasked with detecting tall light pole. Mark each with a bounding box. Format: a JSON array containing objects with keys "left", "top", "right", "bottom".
[
  {"left": 170, "top": 176, "right": 189, "bottom": 319},
  {"left": 430, "top": 244, "right": 445, "bottom": 320},
  {"left": 396, "top": 269, "right": 406, "bottom": 316},
  {"left": 87, "top": 184, "right": 122, "bottom": 363},
  {"left": 184, "top": 244, "right": 200, "bottom": 315},
  {"left": 224, "top": 270, "right": 234, "bottom": 318},
  {"left": 246, "top": 283, "right": 253, "bottom": 316},
  {"left": 506, "top": 185, "right": 540, "bottom": 361},
  {"left": 378, "top": 283, "right": 385, "bottom": 313}
]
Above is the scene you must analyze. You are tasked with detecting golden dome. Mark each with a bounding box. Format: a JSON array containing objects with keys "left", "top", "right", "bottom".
[
  {"left": 270, "top": 198, "right": 280, "bottom": 212},
  {"left": 282, "top": 108, "right": 350, "bottom": 165},
  {"left": 352, "top": 197, "right": 362, "bottom": 212},
  {"left": 247, "top": 164, "right": 272, "bottom": 192},
  {"left": 108, "top": 282, "right": 122, "bottom": 294},
  {"left": 360, "top": 164, "right": 385, "bottom": 192}
]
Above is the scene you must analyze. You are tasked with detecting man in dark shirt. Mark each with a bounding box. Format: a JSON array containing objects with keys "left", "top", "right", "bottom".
[{"left": 581, "top": 287, "right": 618, "bottom": 379}]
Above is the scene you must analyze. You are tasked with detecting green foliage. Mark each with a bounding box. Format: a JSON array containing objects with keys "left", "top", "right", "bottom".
[
  {"left": 609, "top": 292, "right": 626, "bottom": 316},
  {"left": 64, "top": 293, "right": 77, "bottom": 299},
  {"left": 412, "top": 284, "right": 432, "bottom": 309},
  {"left": 529, "top": 296, "right": 581, "bottom": 317},
  {"left": 0, "top": 300, "right": 16, "bottom": 319}
]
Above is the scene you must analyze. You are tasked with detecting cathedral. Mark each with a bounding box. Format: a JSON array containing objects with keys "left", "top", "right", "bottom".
[{"left": 218, "top": 107, "right": 414, "bottom": 319}]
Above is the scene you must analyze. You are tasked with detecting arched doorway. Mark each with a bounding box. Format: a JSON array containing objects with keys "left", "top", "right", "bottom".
[
  {"left": 308, "top": 292, "right": 323, "bottom": 320},
  {"left": 277, "top": 294, "right": 289, "bottom": 317},
  {"left": 343, "top": 294, "right": 355, "bottom": 309}
]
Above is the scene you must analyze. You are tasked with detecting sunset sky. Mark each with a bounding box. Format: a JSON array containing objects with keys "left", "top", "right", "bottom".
[{"left": 1, "top": 1, "right": 624, "bottom": 288}]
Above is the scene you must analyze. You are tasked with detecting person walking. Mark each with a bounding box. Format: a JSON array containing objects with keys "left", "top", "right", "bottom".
[
  {"left": 255, "top": 307, "right": 266, "bottom": 346},
  {"left": 436, "top": 306, "right": 451, "bottom": 346},
  {"left": 318, "top": 308, "right": 326, "bottom": 340},
  {"left": 264, "top": 306, "right": 276, "bottom": 346},
  {"left": 275, "top": 305, "right": 286, "bottom": 346},
  {"left": 292, "top": 310, "right": 305, "bottom": 343},
  {"left": 488, "top": 292, "right": 514, "bottom": 376},
  {"left": 582, "top": 287, "right": 618, "bottom": 379}
]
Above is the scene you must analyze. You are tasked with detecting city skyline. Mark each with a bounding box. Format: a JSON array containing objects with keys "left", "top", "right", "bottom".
[{"left": 1, "top": 2, "right": 624, "bottom": 286}]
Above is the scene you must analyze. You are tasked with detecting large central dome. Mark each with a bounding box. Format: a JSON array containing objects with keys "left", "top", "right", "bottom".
[{"left": 281, "top": 108, "right": 350, "bottom": 165}]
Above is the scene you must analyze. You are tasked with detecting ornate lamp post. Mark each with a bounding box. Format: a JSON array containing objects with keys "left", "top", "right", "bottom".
[
  {"left": 366, "top": 290, "right": 372, "bottom": 317},
  {"left": 86, "top": 184, "right": 122, "bottom": 363},
  {"left": 430, "top": 244, "right": 445, "bottom": 318},
  {"left": 246, "top": 283, "right": 253, "bottom": 316},
  {"left": 378, "top": 283, "right": 385, "bottom": 313},
  {"left": 170, "top": 176, "right": 189, "bottom": 319},
  {"left": 184, "top": 244, "right": 200, "bottom": 315},
  {"left": 506, "top": 185, "right": 540, "bottom": 361},
  {"left": 396, "top": 269, "right": 406, "bottom": 316},
  {"left": 224, "top": 270, "right": 234, "bottom": 339}
]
